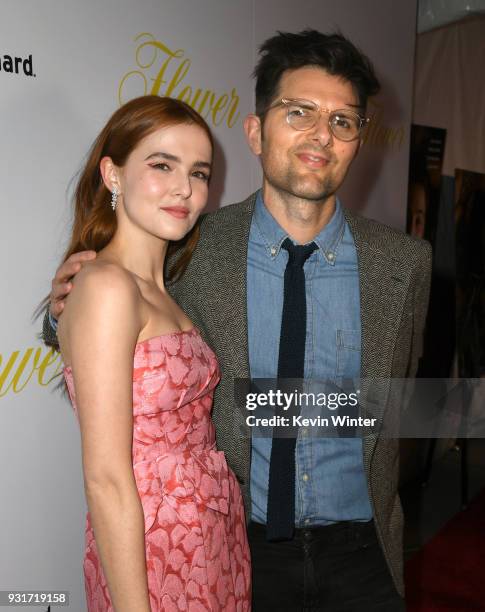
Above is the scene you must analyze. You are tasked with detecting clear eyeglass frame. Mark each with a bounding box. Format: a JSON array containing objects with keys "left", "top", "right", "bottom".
[{"left": 268, "top": 97, "right": 370, "bottom": 142}]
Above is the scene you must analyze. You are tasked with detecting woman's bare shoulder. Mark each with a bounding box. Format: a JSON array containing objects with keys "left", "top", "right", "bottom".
[
  {"left": 72, "top": 260, "right": 139, "bottom": 295},
  {"left": 60, "top": 260, "right": 142, "bottom": 336}
]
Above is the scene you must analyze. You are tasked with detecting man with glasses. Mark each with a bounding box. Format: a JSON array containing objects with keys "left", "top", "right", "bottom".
[{"left": 45, "top": 30, "right": 431, "bottom": 611}]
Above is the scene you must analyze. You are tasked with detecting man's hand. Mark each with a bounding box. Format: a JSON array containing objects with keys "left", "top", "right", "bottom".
[{"left": 50, "top": 251, "right": 97, "bottom": 318}]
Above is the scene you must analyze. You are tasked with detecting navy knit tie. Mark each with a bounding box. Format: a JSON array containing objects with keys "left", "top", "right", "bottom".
[{"left": 266, "top": 238, "right": 318, "bottom": 541}]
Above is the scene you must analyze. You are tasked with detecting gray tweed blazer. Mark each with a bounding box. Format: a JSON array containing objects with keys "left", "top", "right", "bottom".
[
  {"left": 169, "top": 192, "right": 432, "bottom": 596},
  {"left": 42, "top": 191, "right": 431, "bottom": 595}
]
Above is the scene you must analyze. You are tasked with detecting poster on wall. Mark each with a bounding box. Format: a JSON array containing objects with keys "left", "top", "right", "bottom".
[
  {"left": 455, "top": 168, "right": 485, "bottom": 378},
  {"left": 406, "top": 124, "right": 447, "bottom": 244},
  {"left": 406, "top": 124, "right": 452, "bottom": 377}
]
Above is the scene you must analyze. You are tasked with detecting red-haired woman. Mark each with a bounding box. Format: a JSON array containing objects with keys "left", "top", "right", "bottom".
[{"left": 56, "top": 96, "right": 251, "bottom": 611}]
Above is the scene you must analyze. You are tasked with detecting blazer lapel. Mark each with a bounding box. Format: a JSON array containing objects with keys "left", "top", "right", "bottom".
[
  {"left": 197, "top": 193, "right": 257, "bottom": 381},
  {"left": 345, "top": 212, "right": 412, "bottom": 469}
]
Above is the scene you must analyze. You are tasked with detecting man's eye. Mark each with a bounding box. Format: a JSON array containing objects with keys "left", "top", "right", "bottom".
[
  {"left": 288, "top": 106, "right": 309, "bottom": 118},
  {"left": 332, "top": 115, "right": 354, "bottom": 130}
]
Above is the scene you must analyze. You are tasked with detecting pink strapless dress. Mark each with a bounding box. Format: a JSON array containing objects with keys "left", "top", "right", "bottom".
[{"left": 64, "top": 328, "right": 251, "bottom": 611}]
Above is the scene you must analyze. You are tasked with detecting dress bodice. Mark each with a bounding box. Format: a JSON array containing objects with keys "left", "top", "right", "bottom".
[{"left": 64, "top": 328, "right": 220, "bottom": 449}]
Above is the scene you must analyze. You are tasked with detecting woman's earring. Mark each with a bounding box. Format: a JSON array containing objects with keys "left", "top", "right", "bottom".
[{"left": 111, "top": 188, "right": 118, "bottom": 211}]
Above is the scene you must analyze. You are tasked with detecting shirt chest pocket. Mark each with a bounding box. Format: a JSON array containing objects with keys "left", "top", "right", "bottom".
[{"left": 336, "top": 329, "right": 361, "bottom": 379}]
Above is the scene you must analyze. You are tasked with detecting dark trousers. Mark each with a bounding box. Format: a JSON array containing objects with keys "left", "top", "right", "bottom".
[{"left": 248, "top": 520, "right": 405, "bottom": 612}]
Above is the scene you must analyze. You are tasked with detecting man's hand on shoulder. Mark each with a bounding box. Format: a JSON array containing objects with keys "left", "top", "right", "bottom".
[{"left": 50, "top": 250, "right": 97, "bottom": 319}]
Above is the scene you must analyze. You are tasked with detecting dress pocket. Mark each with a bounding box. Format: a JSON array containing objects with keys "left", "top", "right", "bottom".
[{"left": 335, "top": 329, "right": 361, "bottom": 379}]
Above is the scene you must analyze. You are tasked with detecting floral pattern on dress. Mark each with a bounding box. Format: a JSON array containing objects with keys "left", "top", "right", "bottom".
[{"left": 64, "top": 328, "right": 251, "bottom": 611}]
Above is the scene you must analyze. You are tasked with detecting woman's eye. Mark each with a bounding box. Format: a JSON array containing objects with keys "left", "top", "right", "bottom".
[
  {"left": 152, "top": 162, "right": 170, "bottom": 171},
  {"left": 192, "top": 171, "right": 209, "bottom": 182}
]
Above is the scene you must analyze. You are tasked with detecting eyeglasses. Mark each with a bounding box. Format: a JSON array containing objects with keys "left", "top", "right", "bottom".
[{"left": 268, "top": 98, "right": 370, "bottom": 142}]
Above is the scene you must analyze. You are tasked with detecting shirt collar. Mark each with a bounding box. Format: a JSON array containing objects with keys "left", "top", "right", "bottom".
[{"left": 252, "top": 190, "right": 346, "bottom": 266}]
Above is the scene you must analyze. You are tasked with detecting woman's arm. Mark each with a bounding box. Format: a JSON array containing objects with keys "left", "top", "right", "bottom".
[{"left": 59, "top": 263, "right": 151, "bottom": 612}]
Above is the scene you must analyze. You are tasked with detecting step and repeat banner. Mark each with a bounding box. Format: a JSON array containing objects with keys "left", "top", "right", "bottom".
[{"left": 0, "top": 1, "right": 417, "bottom": 608}]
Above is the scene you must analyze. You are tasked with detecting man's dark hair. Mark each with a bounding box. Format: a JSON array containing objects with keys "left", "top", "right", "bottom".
[{"left": 253, "top": 30, "right": 380, "bottom": 116}]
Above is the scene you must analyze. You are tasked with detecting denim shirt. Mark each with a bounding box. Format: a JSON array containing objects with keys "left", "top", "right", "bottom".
[{"left": 247, "top": 191, "right": 372, "bottom": 526}]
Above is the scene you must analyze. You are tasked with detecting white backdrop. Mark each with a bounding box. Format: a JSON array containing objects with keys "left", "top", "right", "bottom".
[{"left": 0, "top": 1, "right": 417, "bottom": 609}]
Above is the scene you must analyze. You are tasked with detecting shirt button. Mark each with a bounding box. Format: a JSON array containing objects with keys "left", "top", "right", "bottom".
[
  {"left": 270, "top": 246, "right": 277, "bottom": 256},
  {"left": 301, "top": 428, "right": 308, "bottom": 437},
  {"left": 327, "top": 252, "right": 335, "bottom": 261},
  {"left": 302, "top": 473, "right": 309, "bottom": 482},
  {"left": 305, "top": 518, "right": 311, "bottom": 525}
]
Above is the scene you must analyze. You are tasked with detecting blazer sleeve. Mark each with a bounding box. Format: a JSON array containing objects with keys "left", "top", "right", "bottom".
[
  {"left": 42, "top": 307, "right": 60, "bottom": 350},
  {"left": 407, "top": 240, "right": 432, "bottom": 377}
]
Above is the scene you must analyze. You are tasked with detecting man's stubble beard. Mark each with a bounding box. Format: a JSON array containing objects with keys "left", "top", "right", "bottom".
[{"left": 263, "top": 162, "right": 337, "bottom": 205}]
